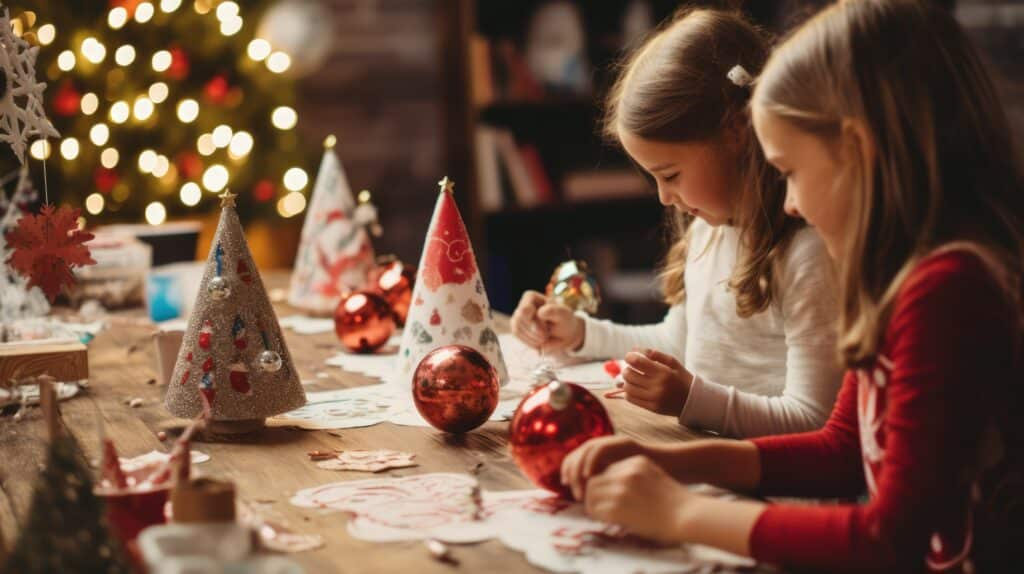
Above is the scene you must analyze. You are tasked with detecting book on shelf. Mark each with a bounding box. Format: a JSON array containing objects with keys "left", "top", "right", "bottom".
[
  {"left": 475, "top": 125, "right": 504, "bottom": 212},
  {"left": 476, "top": 126, "right": 557, "bottom": 212},
  {"left": 562, "top": 169, "right": 650, "bottom": 202}
]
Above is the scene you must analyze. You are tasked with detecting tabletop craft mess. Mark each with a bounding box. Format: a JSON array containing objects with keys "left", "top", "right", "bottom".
[{"left": 1, "top": 124, "right": 758, "bottom": 572}]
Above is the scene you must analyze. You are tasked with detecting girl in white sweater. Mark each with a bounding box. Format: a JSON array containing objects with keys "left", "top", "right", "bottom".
[{"left": 511, "top": 7, "right": 842, "bottom": 438}]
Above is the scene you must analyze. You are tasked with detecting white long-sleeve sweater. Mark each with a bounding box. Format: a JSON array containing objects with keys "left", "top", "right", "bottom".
[{"left": 574, "top": 220, "right": 843, "bottom": 438}]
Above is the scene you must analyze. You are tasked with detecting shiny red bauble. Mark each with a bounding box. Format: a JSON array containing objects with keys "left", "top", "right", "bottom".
[
  {"left": 368, "top": 259, "right": 415, "bottom": 326},
  {"left": 509, "top": 381, "right": 614, "bottom": 497},
  {"left": 333, "top": 291, "right": 396, "bottom": 353},
  {"left": 412, "top": 345, "right": 499, "bottom": 433}
]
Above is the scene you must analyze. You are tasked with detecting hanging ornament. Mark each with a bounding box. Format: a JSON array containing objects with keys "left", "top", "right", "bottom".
[
  {"left": 257, "top": 350, "right": 283, "bottom": 373},
  {"left": 93, "top": 167, "right": 118, "bottom": 193},
  {"left": 202, "top": 74, "right": 230, "bottom": 105},
  {"left": 253, "top": 179, "right": 275, "bottom": 202},
  {"left": 176, "top": 151, "right": 203, "bottom": 180},
  {"left": 545, "top": 260, "right": 601, "bottom": 315},
  {"left": 4, "top": 204, "right": 95, "bottom": 302},
  {"left": 0, "top": 7, "right": 59, "bottom": 163},
  {"left": 255, "top": 319, "right": 283, "bottom": 372},
  {"left": 333, "top": 291, "right": 395, "bottom": 353},
  {"left": 509, "top": 380, "right": 614, "bottom": 497},
  {"left": 167, "top": 46, "right": 190, "bottom": 81},
  {"left": 412, "top": 345, "right": 499, "bottom": 434},
  {"left": 207, "top": 275, "right": 230, "bottom": 300},
  {"left": 256, "top": 0, "right": 333, "bottom": 77},
  {"left": 368, "top": 258, "right": 415, "bottom": 327},
  {"left": 52, "top": 80, "right": 81, "bottom": 117},
  {"left": 207, "top": 243, "right": 230, "bottom": 299}
]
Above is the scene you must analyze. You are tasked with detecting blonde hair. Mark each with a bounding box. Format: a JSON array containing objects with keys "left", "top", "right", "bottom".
[
  {"left": 604, "top": 6, "right": 800, "bottom": 316},
  {"left": 753, "top": 0, "right": 1024, "bottom": 366}
]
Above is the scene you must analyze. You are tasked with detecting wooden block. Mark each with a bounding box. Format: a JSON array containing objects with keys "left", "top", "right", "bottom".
[{"left": 0, "top": 342, "right": 89, "bottom": 382}]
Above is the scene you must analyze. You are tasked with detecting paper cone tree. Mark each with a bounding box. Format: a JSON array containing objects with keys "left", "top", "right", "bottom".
[
  {"left": 165, "top": 191, "right": 306, "bottom": 426},
  {"left": 288, "top": 137, "right": 376, "bottom": 314},
  {"left": 395, "top": 177, "right": 509, "bottom": 386}
]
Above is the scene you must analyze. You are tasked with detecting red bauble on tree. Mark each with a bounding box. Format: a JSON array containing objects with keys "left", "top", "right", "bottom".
[
  {"left": 368, "top": 259, "right": 415, "bottom": 326},
  {"left": 509, "top": 380, "right": 614, "bottom": 497},
  {"left": 203, "top": 74, "right": 229, "bottom": 105},
  {"left": 53, "top": 80, "right": 81, "bottom": 117},
  {"left": 167, "top": 47, "right": 190, "bottom": 80},
  {"left": 333, "top": 291, "right": 395, "bottom": 353},
  {"left": 412, "top": 345, "right": 499, "bottom": 433}
]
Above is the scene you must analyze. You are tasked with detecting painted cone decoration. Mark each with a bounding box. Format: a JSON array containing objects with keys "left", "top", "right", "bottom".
[
  {"left": 395, "top": 177, "right": 509, "bottom": 387},
  {"left": 288, "top": 136, "right": 376, "bottom": 315},
  {"left": 165, "top": 191, "right": 306, "bottom": 425}
]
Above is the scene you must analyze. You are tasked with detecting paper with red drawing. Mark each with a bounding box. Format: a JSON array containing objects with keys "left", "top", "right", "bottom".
[{"left": 290, "top": 472, "right": 757, "bottom": 573}]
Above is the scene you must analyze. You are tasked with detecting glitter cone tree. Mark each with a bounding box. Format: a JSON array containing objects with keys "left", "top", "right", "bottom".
[{"left": 165, "top": 190, "right": 305, "bottom": 433}]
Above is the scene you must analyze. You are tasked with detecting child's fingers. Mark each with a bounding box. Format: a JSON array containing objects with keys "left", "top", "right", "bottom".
[
  {"left": 625, "top": 351, "right": 669, "bottom": 375},
  {"left": 536, "top": 302, "right": 573, "bottom": 325},
  {"left": 643, "top": 349, "right": 683, "bottom": 370},
  {"left": 621, "top": 365, "right": 651, "bottom": 389},
  {"left": 623, "top": 380, "right": 657, "bottom": 402},
  {"left": 519, "top": 290, "right": 547, "bottom": 312},
  {"left": 512, "top": 316, "right": 546, "bottom": 348},
  {"left": 624, "top": 389, "right": 658, "bottom": 412}
]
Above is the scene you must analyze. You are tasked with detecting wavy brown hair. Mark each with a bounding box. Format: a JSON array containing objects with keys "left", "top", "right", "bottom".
[
  {"left": 604, "top": 6, "right": 800, "bottom": 315},
  {"left": 753, "top": 0, "right": 1024, "bottom": 366}
]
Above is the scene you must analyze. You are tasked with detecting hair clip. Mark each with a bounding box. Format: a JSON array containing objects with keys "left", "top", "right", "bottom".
[{"left": 727, "top": 64, "right": 753, "bottom": 88}]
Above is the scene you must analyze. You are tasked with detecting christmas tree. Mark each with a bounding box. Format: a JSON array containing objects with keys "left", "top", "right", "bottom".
[
  {"left": 9, "top": 0, "right": 315, "bottom": 224},
  {"left": 3, "top": 382, "right": 130, "bottom": 573},
  {"left": 165, "top": 190, "right": 305, "bottom": 433}
]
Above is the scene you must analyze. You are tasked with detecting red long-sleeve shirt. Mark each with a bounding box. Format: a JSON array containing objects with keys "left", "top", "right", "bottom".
[{"left": 748, "top": 250, "right": 1023, "bottom": 572}]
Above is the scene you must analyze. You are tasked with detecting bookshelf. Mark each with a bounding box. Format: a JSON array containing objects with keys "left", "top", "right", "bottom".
[{"left": 442, "top": 0, "right": 684, "bottom": 319}]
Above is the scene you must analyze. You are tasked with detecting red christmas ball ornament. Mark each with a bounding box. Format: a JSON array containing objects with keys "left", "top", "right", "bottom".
[
  {"left": 253, "top": 179, "right": 275, "bottom": 202},
  {"left": 93, "top": 167, "right": 119, "bottom": 193},
  {"left": 203, "top": 74, "right": 230, "bottom": 105},
  {"left": 53, "top": 80, "right": 81, "bottom": 117},
  {"left": 333, "top": 291, "right": 395, "bottom": 353},
  {"left": 368, "top": 259, "right": 415, "bottom": 326},
  {"left": 167, "top": 47, "right": 190, "bottom": 81},
  {"left": 412, "top": 345, "right": 499, "bottom": 433},
  {"left": 176, "top": 151, "right": 203, "bottom": 180},
  {"left": 509, "top": 380, "right": 614, "bottom": 497}
]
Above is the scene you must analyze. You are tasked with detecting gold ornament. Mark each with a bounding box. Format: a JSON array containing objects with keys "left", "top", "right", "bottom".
[{"left": 545, "top": 260, "right": 600, "bottom": 315}]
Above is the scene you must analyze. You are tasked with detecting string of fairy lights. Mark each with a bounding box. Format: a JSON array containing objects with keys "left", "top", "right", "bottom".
[{"left": 23, "top": 0, "right": 311, "bottom": 225}]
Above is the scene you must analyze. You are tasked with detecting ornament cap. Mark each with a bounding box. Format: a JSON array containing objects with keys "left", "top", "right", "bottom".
[
  {"left": 219, "top": 189, "right": 237, "bottom": 208},
  {"left": 324, "top": 134, "right": 337, "bottom": 149},
  {"left": 437, "top": 176, "right": 454, "bottom": 195},
  {"left": 547, "top": 380, "right": 571, "bottom": 411},
  {"left": 357, "top": 189, "right": 372, "bottom": 204}
]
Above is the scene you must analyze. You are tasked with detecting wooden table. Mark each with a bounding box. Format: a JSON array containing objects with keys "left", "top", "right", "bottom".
[{"left": 0, "top": 273, "right": 731, "bottom": 573}]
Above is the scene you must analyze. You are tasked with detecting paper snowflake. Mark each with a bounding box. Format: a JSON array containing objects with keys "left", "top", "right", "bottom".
[{"left": 0, "top": 7, "right": 58, "bottom": 163}]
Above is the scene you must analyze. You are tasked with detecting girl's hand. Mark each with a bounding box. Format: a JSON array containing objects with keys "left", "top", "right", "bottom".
[
  {"left": 583, "top": 455, "right": 692, "bottom": 543},
  {"left": 623, "top": 349, "right": 694, "bottom": 416},
  {"left": 561, "top": 436, "right": 647, "bottom": 501},
  {"left": 510, "top": 291, "right": 585, "bottom": 353}
]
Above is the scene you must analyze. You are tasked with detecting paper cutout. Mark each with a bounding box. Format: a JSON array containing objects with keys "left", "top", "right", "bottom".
[
  {"left": 118, "top": 450, "right": 210, "bottom": 474},
  {"left": 290, "top": 473, "right": 758, "bottom": 573},
  {"left": 270, "top": 385, "right": 407, "bottom": 430},
  {"left": 279, "top": 315, "right": 336, "bottom": 335},
  {"left": 316, "top": 450, "right": 417, "bottom": 473}
]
